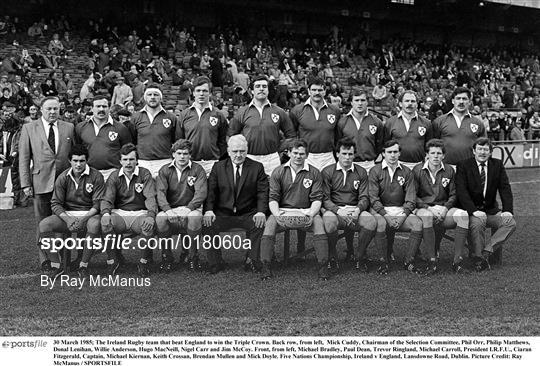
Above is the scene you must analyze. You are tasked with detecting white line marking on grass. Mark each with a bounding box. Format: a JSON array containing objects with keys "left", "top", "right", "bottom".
[
  {"left": 0, "top": 273, "right": 39, "bottom": 280},
  {"left": 511, "top": 180, "right": 540, "bottom": 185}
]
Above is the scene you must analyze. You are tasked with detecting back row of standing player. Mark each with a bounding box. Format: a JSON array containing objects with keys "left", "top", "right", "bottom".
[{"left": 77, "top": 75, "right": 486, "bottom": 183}]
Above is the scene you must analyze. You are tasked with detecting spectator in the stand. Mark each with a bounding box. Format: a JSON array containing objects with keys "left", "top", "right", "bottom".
[
  {"left": 235, "top": 67, "right": 250, "bottom": 92},
  {"left": 529, "top": 112, "right": 540, "bottom": 139},
  {"left": 0, "top": 89, "right": 17, "bottom": 106},
  {"left": 131, "top": 77, "right": 145, "bottom": 109},
  {"left": 41, "top": 78, "right": 58, "bottom": 97},
  {"left": 211, "top": 54, "right": 224, "bottom": 89},
  {"left": 61, "top": 31, "right": 74, "bottom": 55},
  {"left": 372, "top": 82, "right": 387, "bottom": 107},
  {"left": 111, "top": 76, "right": 133, "bottom": 107},
  {"left": 189, "top": 52, "right": 201, "bottom": 74},
  {"left": 48, "top": 33, "right": 65, "bottom": 56},
  {"left": 487, "top": 113, "right": 501, "bottom": 141},
  {"left": 429, "top": 94, "right": 449, "bottom": 121},
  {"left": 28, "top": 22, "right": 44, "bottom": 38},
  {"left": 24, "top": 104, "right": 40, "bottom": 124},
  {"left": 140, "top": 45, "right": 153, "bottom": 65},
  {"left": 509, "top": 119, "right": 526, "bottom": 141},
  {"left": 56, "top": 71, "right": 74, "bottom": 98}
]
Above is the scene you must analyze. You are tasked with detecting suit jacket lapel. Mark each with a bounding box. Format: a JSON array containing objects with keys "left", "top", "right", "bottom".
[
  {"left": 471, "top": 159, "right": 482, "bottom": 186},
  {"left": 226, "top": 159, "right": 235, "bottom": 196},
  {"left": 486, "top": 158, "right": 495, "bottom": 194},
  {"left": 36, "top": 120, "right": 54, "bottom": 154},
  {"left": 236, "top": 159, "right": 249, "bottom": 196}
]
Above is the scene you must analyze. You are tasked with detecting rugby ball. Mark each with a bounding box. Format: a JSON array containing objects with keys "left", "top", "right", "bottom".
[{"left": 275, "top": 211, "right": 312, "bottom": 229}]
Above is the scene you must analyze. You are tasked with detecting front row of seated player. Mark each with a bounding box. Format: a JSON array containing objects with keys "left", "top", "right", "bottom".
[{"left": 39, "top": 135, "right": 515, "bottom": 280}]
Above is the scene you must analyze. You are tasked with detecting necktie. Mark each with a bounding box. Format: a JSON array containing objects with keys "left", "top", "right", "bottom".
[
  {"left": 234, "top": 164, "right": 241, "bottom": 196},
  {"left": 480, "top": 162, "right": 486, "bottom": 195},
  {"left": 48, "top": 122, "right": 56, "bottom": 154}
]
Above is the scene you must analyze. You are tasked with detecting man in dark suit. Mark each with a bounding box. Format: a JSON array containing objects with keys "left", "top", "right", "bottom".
[
  {"left": 456, "top": 137, "right": 516, "bottom": 271},
  {"left": 19, "top": 96, "right": 74, "bottom": 270},
  {"left": 203, "top": 134, "right": 268, "bottom": 274}
]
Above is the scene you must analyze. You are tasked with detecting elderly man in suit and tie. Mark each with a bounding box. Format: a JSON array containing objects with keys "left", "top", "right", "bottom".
[
  {"left": 203, "top": 134, "right": 268, "bottom": 274},
  {"left": 455, "top": 137, "right": 516, "bottom": 272},
  {"left": 19, "top": 96, "right": 75, "bottom": 270}
]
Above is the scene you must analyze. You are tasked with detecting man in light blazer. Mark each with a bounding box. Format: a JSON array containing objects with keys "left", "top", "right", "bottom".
[
  {"left": 456, "top": 137, "right": 515, "bottom": 272},
  {"left": 19, "top": 96, "right": 74, "bottom": 270}
]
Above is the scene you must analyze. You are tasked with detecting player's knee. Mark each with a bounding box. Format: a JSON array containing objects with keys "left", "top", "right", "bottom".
[
  {"left": 187, "top": 215, "right": 203, "bottom": 231},
  {"left": 155, "top": 213, "right": 169, "bottom": 231},
  {"left": 361, "top": 213, "right": 377, "bottom": 231},
  {"left": 38, "top": 219, "right": 51, "bottom": 233},
  {"left": 312, "top": 216, "right": 325, "bottom": 234},
  {"left": 469, "top": 216, "right": 485, "bottom": 229},
  {"left": 375, "top": 215, "right": 386, "bottom": 232},
  {"left": 322, "top": 213, "right": 338, "bottom": 233},
  {"left": 263, "top": 215, "right": 277, "bottom": 234},
  {"left": 454, "top": 209, "right": 469, "bottom": 228},
  {"left": 86, "top": 217, "right": 101, "bottom": 234},
  {"left": 409, "top": 215, "right": 423, "bottom": 231},
  {"left": 417, "top": 209, "right": 434, "bottom": 225}
]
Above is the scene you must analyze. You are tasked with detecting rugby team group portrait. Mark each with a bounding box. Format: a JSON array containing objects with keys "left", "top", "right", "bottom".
[
  {"left": 13, "top": 76, "right": 516, "bottom": 281},
  {"left": 1, "top": 0, "right": 534, "bottom": 292}
]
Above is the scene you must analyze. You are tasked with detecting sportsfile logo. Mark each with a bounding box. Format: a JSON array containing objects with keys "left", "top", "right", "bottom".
[{"left": 2, "top": 340, "right": 47, "bottom": 348}]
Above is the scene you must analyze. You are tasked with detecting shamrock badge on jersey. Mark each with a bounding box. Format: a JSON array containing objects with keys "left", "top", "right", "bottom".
[
  {"left": 418, "top": 126, "right": 426, "bottom": 136},
  {"left": 303, "top": 178, "right": 313, "bottom": 188},
  {"left": 162, "top": 118, "right": 172, "bottom": 128},
  {"left": 397, "top": 176, "right": 405, "bottom": 186},
  {"left": 353, "top": 180, "right": 360, "bottom": 190},
  {"left": 327, "top": 114, "right": 336, "bottom": 124},
  {"left": 271, "top": 113, "right": 280, "bottom": 123},
  {"left": 187, "top": 176, "right": 196, "bottom": 186},
  {"left": 369, "top": 125, "right": 377, "bottom": 134},
  {"left": 135, "top": 183, "right": 144, "bottom": 193},
  {"left": 441, "top": 177, "right": 450, "bottom": 188},
  {"left": 209, "top": 116, "right": 218, "bottom": 126},
  {"left": 85, "top": 183, "right": 93, "bottom": 193},
  {"left": 108, "top": 131, "right": 118, "bottom": 141},
  {"left": 470, "top": 123, "right": 479, "bottom": 133}
]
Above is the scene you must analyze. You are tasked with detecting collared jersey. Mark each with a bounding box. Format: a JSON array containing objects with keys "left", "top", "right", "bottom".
[
  {"left": 289, "top": 102, "right": 341, "bottom": 153},
  {"left": 384, "top": 114, "right": 433, "bottom": 163},
  {"left": 321, "top": 163, "right": 369, "bottom": 213},
  {"left": 129, "top": 108, "right": 177, "bottom": 160},
  {"left": 368, "top": 162, "right": 416, "bottom": 215},
  {"left": 337, "top": 112, "right": 384, "bottom": 162},
  {"left": 51, "top": 166, "right": 105, "bottom": 215},
  {"left": 176, "top": 105, "right": 228, "bottom": 160},
  {"left": 156, "top": 161, "right": 207, "bottom": 211},
  {"left": 432, "top": 112, "right": 487, "bottom": 165},
  {"left": 412, "top": 162, "right": 456, "bottom": 209},
  {"left": 269, "top": 163, "right": 323, "bottom": 209},
  {"left": 75, "top": 119, "right": 132, "bottom": 170},
  {"left": 229, "top": 102, "right": 296, "bottom": 155},
  {"left": 101, "top": 166, "right": 158, "bottom": 217}
]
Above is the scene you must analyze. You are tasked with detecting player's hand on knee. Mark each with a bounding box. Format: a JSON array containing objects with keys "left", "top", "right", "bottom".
[
  {"left": 303, "top": 214, "right": 314, "bottom": 228},
  {"left": 501, "top": 211, "right": 514, "bottom": 225},
  {"left": 203, "top": 211, "right": 216, "bottom": 227},
  {"left": 141, "top": 217, "right": 154, "bottom": 232},
  {"left": 473, "top": 210, "right": 487, "bottom": 225},
  {"left": 166, "top": 209, "right": 179, "bottom": 223},
  {"left": 253, "top": 212, "right": 266, "bottom": 228}
]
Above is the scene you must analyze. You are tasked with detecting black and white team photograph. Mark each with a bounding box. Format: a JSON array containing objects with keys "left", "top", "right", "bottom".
[{"left": 0, "top": 0, "right": 538, "bottom": 364}]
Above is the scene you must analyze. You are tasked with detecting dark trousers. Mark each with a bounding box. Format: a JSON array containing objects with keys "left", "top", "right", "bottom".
[{"left": 203, "top": 214, "right": 263, "bottom": 265}]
